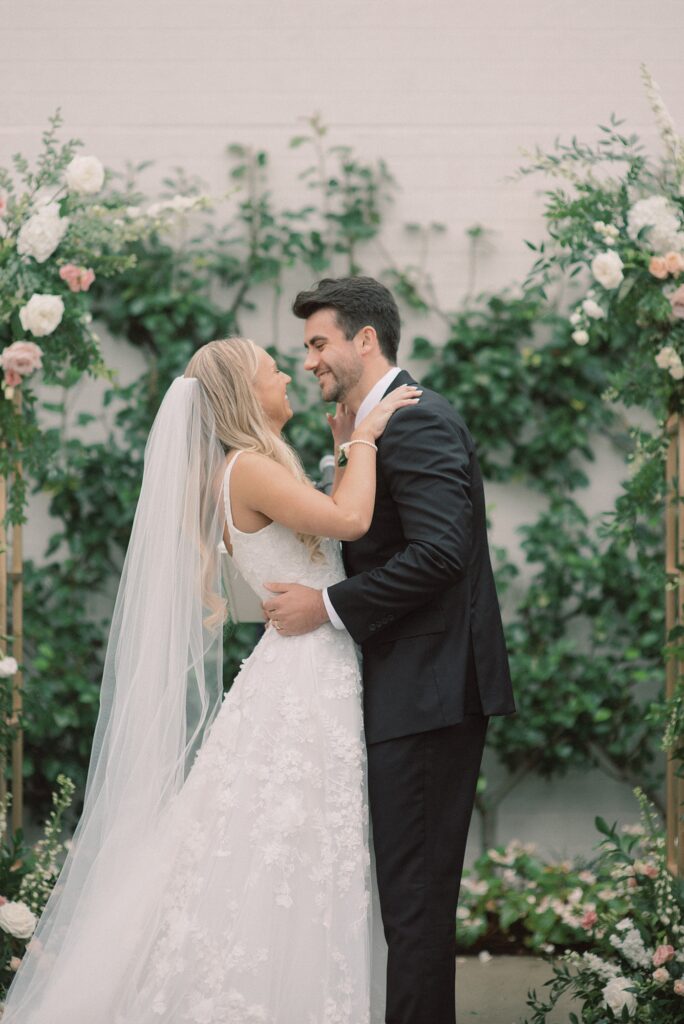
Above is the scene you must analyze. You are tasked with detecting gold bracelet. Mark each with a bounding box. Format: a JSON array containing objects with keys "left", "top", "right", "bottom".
[{"left": 337, "top": 439, "right": 378, "bottom": 467}]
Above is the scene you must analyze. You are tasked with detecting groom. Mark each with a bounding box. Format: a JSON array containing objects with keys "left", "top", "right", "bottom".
[{"left": 263, "top": 276, "right": 516, "bottom": 1024}]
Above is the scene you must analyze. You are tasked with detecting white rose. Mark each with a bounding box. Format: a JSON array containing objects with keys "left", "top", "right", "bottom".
[
  {"left": 591, "top": 251, "right": 624, "bottom": 290},
  {"left": 65, "top": 155, "right": 104, "bottom": 195},
  {"left": 602, "top": 976, "right": 637, "bottom": 1017},
  {"left": 627, "top": 195, "right": 684, "bottom": 254},
  {"left": 670, "top": 363, "right": 684, "bottom": 380},
  {"left": 582, "top": 299, "right": 605, "bottom": 320},
  {"left": 16, "top": 206, "right": 68, "bottom": 263},
  {"left": 19, "top": 294, "right": 65, "bottom": 338},
  {"left": 0, "top": 901, "right": 37, "bottom": 940},
  {"left": 0, "top": 657, "right": 17, "bottom": 678},
  {"left": 572, "top": 329, "right": 590, "bottom": 346},
  {"left": 569, "top": 312, "right": 582, "bottom": 326}
]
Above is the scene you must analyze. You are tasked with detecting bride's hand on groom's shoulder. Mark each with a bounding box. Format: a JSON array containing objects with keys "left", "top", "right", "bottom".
[{"left": 355, "top": 384, "right": 422, "bottom": 441}]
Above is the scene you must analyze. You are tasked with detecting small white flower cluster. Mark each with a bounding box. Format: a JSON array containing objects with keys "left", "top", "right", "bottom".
[
  {"left": 627, "top": 195, "right": 684, "bottom": 254},
  {"left": 569, "top": 289, "right": 605, "bottom": 346},
  {"left": 146, "top": 195, "right": 206, "bottom": 218},
  {"left": 609, "top": 922, "right": 653, "bottom": 970},
  {"left": 641, "top": 63, "right": 684, "bottom": 171},
  {"left": 573, "top": 950, "right": 621, "bottom": 982},
  {"left": 655, "top": 345, "right": 684, "bottom": 380},
  {"left": 593, "top": 220, "right": 620, "bottom": 247}
]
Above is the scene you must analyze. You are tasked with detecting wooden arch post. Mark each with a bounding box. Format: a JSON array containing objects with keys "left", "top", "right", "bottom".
[
  {"left": 665, "top": 412, "right": 684, "bottom": 877},
  {"left": 0, "top": 389, "right": 24, "bottom": 838}
]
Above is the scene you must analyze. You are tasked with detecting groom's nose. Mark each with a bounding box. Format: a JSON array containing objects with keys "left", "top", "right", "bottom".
[{"left": 303, "top": 348, "right": 318, "bottom": 372}]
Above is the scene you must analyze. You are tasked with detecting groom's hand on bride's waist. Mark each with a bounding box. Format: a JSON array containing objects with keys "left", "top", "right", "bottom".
[{"left": 262, "top": 583, "right": 329, "bottom": 636}]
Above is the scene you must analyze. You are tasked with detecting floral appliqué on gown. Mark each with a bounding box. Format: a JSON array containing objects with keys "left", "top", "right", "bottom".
[{"left": 116, "top": 451, "right": 371, "bottom": 1024}]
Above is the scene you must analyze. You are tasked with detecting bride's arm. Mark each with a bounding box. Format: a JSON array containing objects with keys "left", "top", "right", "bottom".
[
  {"left": 231, "top": 438, "right": 376, "bottom": 541},
  {"left": 232, "top": 384, "right": 421, "bottom": 541}
]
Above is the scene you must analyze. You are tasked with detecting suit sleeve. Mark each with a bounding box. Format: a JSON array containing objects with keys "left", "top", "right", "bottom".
[{"left": 326, "top": 402, "right": 473, "bottom": 645}]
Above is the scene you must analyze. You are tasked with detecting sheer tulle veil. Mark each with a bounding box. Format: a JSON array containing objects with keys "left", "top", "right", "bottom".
[{"left": 3, "top": 377, "right": 228, "bottom": 1022}]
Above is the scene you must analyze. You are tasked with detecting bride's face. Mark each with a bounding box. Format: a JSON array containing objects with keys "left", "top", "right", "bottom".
[{"left": 253, "top": 347, "right": 293, "bottom": 430}]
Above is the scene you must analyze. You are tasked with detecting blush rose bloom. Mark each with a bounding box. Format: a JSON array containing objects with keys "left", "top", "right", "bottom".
[
  {"left": 0, "top": 901, "right": 37, "bottom": 940},
  {"left": 653, "top": 945, "right": 676, "bottom": 967},
  {"left": 675, "top": 979, "right": 684, "bottom": 996},
  {"left": 65, "top": 155, "right": 105, "bottom": 195},
  {"left": 649, "top": 256, "right": 669, "bottom": 279},
  {"left": 1, "top": 342, "right": 43, "bottom": 389},
  {"left": 601, "top": 976, "right": 637, "bottom": 1017},
  {"left": 669, "top": 284, "right": 684, "bottom": 320},
  {"left": 59, "top": 263, "right": 95, "bottom": 293},
  {"left": 581, "top": 909, "right": 598, "bottom": 929},
  {"left": 16, "top": 204, "right": 68, "bottom": 263},
  {"left": 653, "top": 967, "right": 670, "bottom": 984},
  {"left": 19, "top": 294, "right": 64, "bottom": 337},
  {"left": 665, "top": 251, "right": 684, "bottom": 275},
  {"left": 591, "top": 251, "right": 624, "bottom": 290}
]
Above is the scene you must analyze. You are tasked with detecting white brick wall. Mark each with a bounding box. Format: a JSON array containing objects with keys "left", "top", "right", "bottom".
[{"left": 3, "top": 0, "right": 680, "bottom": 853}]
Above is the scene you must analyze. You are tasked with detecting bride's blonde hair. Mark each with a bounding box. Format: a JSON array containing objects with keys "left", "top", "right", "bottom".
[{"left": 185, "top": 337, "right": 324, "bottom": 561}]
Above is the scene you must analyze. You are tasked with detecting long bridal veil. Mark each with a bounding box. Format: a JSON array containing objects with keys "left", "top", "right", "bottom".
[{"left": 4, "top": 377, "right": 228, "bottom": 1023}]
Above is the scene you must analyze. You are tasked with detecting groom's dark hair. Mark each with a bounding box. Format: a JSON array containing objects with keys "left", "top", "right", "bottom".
[{"left": 292, "top": 276, "right": 401, "bottom": 364}]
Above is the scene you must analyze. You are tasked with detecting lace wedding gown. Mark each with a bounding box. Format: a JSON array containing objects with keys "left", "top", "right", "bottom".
[{"left": 8, "top": 453, "right": 372, "bottom": 1024}]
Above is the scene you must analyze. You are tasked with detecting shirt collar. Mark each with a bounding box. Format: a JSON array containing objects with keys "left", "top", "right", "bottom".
[{"left": 354, "top": 367, "right": 404, "bottom": 427}]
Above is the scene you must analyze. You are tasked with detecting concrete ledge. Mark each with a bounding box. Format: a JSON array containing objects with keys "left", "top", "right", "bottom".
[{"left": 456, "top": 955, "right": 580, "bottom": 1023}]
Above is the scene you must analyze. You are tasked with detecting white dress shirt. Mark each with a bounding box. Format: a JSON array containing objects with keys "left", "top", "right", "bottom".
[{"left": 323, "top": 367, "right": 404, "bottom": 630}]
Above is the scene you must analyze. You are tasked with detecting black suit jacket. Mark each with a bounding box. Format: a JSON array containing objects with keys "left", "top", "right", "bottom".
[{"left": 327, "top": 371, "right": 516, "bottom": 744}]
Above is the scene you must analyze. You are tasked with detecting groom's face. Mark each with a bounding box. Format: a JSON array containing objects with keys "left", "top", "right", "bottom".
[{"left": 303, "top": 308, "right": 364, "bottom": 403}]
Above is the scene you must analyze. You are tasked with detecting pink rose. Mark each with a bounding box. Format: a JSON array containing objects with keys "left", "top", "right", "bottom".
[
  {"left": 670, "top": 284, "right": 684, "bottom": 319},
  {"left": 665, "top": 251, "right": 684, "bottom": 276},
  {"left": 59, "top": 263, "right": 95, "bottom": 293},
  {"left": 581, "top": 909, "right": 598, "bottom": 929},
  {"left": 9, "top": 956, "right": 21, "bottom": 971},
  {"left": 653, "top": 944, "right": 676, "bottom": 967},
  {"left": 675, "top": 978, "right": 684, "bottom": 996},
  {"left": 1, "top": 341, "right": 43, "bottom": 388},
  {"left": 653, "top": 967, "right": 669, "bottom": 984},
  {"left": 650, "top": 255, "right": 669, "bottom": 279},
  {"left": 0, "top": 896, "right": 7, "bottom": 906},
  {"left": 0, "top": 194, "right": 6, "bottom": 217},
  {"left": 642, "top": 864, "right": 658, "bottom": 879}
]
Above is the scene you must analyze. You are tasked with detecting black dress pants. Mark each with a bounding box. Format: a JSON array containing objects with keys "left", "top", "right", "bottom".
[{"left": 367, "top": 668, "right": 488, "bottom": 1024}]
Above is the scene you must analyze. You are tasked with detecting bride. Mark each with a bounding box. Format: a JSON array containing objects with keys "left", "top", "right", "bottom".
[{"left": 2, "top": 337, "right": 420, "bottom": 1024}]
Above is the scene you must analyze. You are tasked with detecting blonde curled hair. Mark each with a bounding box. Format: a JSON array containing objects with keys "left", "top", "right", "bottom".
[{"left": 185, "top": 337, "right": 324, "bottom": 563}]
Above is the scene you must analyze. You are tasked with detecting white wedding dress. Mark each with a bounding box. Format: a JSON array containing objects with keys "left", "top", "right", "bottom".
[
  {"left": 7, "top": 452, "right": 371, "bottom": 1024},
  {"left": 119, "top": 452, "right": 372, "bottom": 1023}
]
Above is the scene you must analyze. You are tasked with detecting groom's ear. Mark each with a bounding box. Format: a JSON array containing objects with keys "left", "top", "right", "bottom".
[{"left": 358, "top": 326, "right": 378, "bottom": 355}]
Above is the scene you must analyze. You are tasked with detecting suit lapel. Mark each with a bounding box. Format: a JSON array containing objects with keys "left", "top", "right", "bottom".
[{"left": 381, "top": 368, "right": 416, "bottom": 397}]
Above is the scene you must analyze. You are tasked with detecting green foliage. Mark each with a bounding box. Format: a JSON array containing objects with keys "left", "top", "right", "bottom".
[
  {"left": 413, "top": 291, "right": 613, "bottom": 490},
  {"left": 1, "top": 109, "right": 672, "bottom": 837}
]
